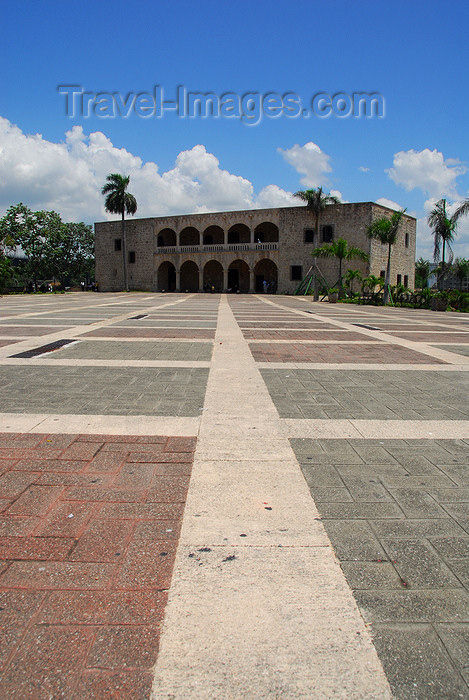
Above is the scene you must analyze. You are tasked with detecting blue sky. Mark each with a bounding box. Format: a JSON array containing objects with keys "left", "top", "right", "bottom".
[{"left": 1, "top": 0, "right": 468, "bottom": 259}]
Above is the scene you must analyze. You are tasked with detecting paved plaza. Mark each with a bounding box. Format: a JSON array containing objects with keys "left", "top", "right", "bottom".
[{"left": 0, "top": 291, "right": 468, "bottom": 699}]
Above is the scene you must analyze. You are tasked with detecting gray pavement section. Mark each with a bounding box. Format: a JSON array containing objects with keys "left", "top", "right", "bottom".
[
  {"left": 51, "top": 340, "right": 213, "bottom": 361},
  {"left": 0, "top": 365, "right": 208, "bottom": 416},
  {"left": 262, "top": 369, "right": 469, "bottom": 419},
  {"left": 291, "top": 437, "right": 469, "bottom": 699}
]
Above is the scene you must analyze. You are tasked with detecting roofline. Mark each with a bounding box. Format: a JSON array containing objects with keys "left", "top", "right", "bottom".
[{"left": 95, "top": 201, "right": 416, "bottom": 226}]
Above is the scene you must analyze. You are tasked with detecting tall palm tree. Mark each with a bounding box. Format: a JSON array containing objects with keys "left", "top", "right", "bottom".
[
  {"left": 427, "top": 199, "right": 457, "bottom": 290},
  {"left": 366, "top": 209, "right": 406, "bottom": 304},
  {"left": 311, "top": 237, "right": 369, "bottom": 297},
  {"left": 101, "top": 174, "right": 137, "bottom": 292},
  {"left": 294, "top": 187, "right": 340, "bottom": 242}
]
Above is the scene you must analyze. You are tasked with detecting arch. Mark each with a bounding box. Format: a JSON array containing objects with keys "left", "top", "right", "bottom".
[
  {"left": 157, "top": 261, "right": 176, "bottom": 291},
  {"left": 228, "top": 259, "right": 250, "bottom": 293},
  {"left": 228, "top": 223, "right": 250, "bottom": 244},
  {"left": 180, "top": 260, "right": 199, "bottom": 292},
  {"left": 157, "top": 228, "right": 176, "bottom": 247},
  {"left": 203, "top": 225, "right": 224, "bottom": 245},
  {"left": 180, "top": 227, "right": 200, "bottom": 246},
  {"left": 254, "top": 259, "right": 278, "bottom": 293},
  {"left": 203, "top": 260, "right": 223, "bottom": 292},
  {"left": 254, "top": 221, "right": 279, "bottom": 243}
]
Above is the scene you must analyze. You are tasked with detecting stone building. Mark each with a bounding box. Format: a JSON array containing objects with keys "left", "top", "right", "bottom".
[{"left": 94, "top": 202, "right": 416, "bottom": 293}]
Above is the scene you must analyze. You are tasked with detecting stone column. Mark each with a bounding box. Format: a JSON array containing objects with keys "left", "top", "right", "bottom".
[
  {"left": 249, "top": 269, "right": 255, "bottom": 293},
  {"left": 223, "top": 268, "right": 229, "bottom": 292},
  {"left": 176, "top": 268, "right": 181, "bottom": 292}
]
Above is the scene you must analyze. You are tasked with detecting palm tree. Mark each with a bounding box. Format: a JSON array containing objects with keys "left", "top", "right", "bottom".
[
  {"left": 453, "top": 197, "right": 469, "bottom": 223},
  {"left": 366, "top": 209, "right": 406, "bottom": 304},
  {"left": 101, "top": 174, "right": 137, "bottom": 292},
  {"left": 427, "top": 199, "right": 457, "bottom": 290},
  {"left": 344, "top": 268, "right": 362, "bottom": 296},
  {"left": 362, "top": 274, "right": 384, "bottom": 295},
  {"left": 415, "top": 257, "right": 430, "bottom": 289},
  {"left": 311, "top": 237, "right": 369, "bottom": 297},
  {"left": 453, "top": 257, "right": 469, "bottom": 290},
  {"left": 294, "top": 187, "right": 341, "bottom": 243}
]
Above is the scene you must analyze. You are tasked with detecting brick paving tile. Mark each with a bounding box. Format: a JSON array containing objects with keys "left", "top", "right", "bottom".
[
  {"left": 72, "top": 670, "right": 153, "bottom": 699},
  {"left": 0, "top": 325, "right": 70, "bottom": 336},
  {"left": 251, "top": 342, "right": 444, "bottom": 364},
  {"left": 243, "top": 329, "right": 376, "bottom": 340},
  {"left": 84, "top": 327, "right": 215, "bottom": 339},
  {"left": 292, "top": 438, "right": 469, "bottom": 698},
  {"left": 0, "top": 625, "right": 95, "bottom": 698},
  {"left": 383, "top": 331, "right": 469, "bottom": 342},
  {"left": 0, "top": 433, "right": 194, "bottom": 696}
]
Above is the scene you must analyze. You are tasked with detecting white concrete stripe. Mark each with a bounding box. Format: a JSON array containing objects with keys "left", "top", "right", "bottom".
[
  {"left": 0, "top": 412, "right": 201, "bottom": 435},
  {"left": 151, "top": 295, "right": 392, "bottom": 699}
]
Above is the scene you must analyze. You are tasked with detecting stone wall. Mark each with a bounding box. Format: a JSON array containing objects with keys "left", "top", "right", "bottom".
[{"left": 94, "top": 203, "right": 416, "bottom": 293}]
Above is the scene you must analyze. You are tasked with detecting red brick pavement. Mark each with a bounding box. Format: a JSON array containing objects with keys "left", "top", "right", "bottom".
[
  {"left": 0, "top": 432, "right": 195, "bottom": 698},
  {"left": 380, "top": 331, "right": 469, "bottom": 343},
  {"left": 243, "top": 330, "right": 379, "bottom": 341},
  {"left": 0, "top": 326, "right": 71, "bottom": 336},
  {"left": 249, "top": 342, "right": 447, "bottom": 363}
]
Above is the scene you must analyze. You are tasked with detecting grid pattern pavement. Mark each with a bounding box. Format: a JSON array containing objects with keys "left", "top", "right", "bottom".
[{"left": 0, "top": 291, "right": 468, "bottom": 698}]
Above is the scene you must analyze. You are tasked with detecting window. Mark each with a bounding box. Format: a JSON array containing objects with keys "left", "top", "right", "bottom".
[
  {"left": 405, "top": 233, "right": 409, "bottom": 248},
  {"left": 404, "top": 275, "right": 408, "bottom": 287},
  {"left": 129, "top": 251, "right": 136, "bottom": 264},
  {"left": 114, "top": 239, "right": 122, "bottom": 251},
  {"left": 380, "top": 270, "right": 385, "bottom": 279},
  {"left": 291, "top": 265, "right": 303, "bottom": 281},
  {"left": 321, "top": 225, "right": 333, "bottom": 243},
  {"left": 304, "top": 229, "right": 315, "bottom": 243},
  {"left": 397, "top": 274, "right": 402, "bottom": 285}
]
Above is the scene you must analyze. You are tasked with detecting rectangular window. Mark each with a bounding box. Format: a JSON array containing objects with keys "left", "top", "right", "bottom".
[
  {"left": 380, "top": 270, "right": 385, "bottom": 279},
  {"left": 129, "top": 251, "right": 136, "bottom": 264},
  {"left": 304, "top": 229, "right": 315, "bottom": 243},
  {"left": 291, "top": 265, "right": 303, "bottom": 281},
  {"left": 321, "top": 225, "right": 333, "bottom": 243},
  {"left": 114, "top": 239, "right": 122, "bottom": 251},
  {"left": 404, "top": 275, "right": 409, "bottom": 287},
  {"left": 397, "top": 274, "right": 402, "bottom": 285},
  {"left": 405, "top": 233, "right": 409, "bottom": 248}
]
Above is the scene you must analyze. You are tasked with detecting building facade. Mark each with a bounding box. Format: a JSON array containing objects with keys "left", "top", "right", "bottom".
[{"left": 94, "top": 202, "right": 416, "bottom": 293}]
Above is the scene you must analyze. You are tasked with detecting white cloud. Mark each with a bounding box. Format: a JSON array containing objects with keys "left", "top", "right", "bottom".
[
  {"left": 255, "top": 184, "right": 299, "bottom": 209},
  {"left": 376, "top": 197, "right": 403, "bottom": 211},
  {"left": 359, "top": 166, "right": 370, "bottom": 173},
  {"left": 277, "top": 141, "right": 332, "bottom": 188},
  {"left": 0, "top": 117, "right": 294, "bottom": 223},
  {"left": 386, "top": 148, "right": 466, "bottom": 200}
]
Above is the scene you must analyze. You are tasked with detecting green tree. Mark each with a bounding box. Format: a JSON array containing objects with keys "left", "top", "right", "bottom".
[
  {"left": 310, "top": 237, "right": 369, "bottom": 297},
  {"left": 343, "top": 268, "right": 362, "bottom": 296},
  {"left": 361, "top": 274, "right": 384, "bottom": 295},
  {"left": 427, "top": 199, "right": 457, "bottom": 289},
  {"left": 0, "top": 203, "right": 62, "bottom": 290},
  {"left": 366, "top": 209, "right": 406, "bottom": 304},
  {"left": 415, "top": 258, "right": 430, "bottom": 289},
  {"left": 101, "top": 174, "right": 137, "bottom": 292},
  {"left": 453, "top": 257, "right": 469, "bottom": 291},
  {"left": 46, "top": 221, "right": 94, "bottom": 286},
  {"left": 294, "top": 187, "right": 340, "bottom": 243}
]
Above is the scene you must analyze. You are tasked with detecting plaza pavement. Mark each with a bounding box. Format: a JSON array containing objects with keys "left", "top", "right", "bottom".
[{"left": 0, "top": 291, "right": 468, "bottom": 699}]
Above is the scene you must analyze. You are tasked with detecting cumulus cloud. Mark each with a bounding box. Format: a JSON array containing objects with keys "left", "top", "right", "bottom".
[
  {"left": 376, "top": 197, "right": 404, "bottom": 211},
  {"left": 0, "top": 117, "right": 295, "bottom": 223},
  {"left": 359, "top": 166, "right": 370, "bottom": 173},
  {"left": 386, "top": 148, "right": 466, "bottom": 200},
  {"left": 277, "top": 141, "right": 332, "bottom": 188}
]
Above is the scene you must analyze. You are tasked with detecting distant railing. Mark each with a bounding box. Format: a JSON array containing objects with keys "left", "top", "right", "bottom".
[{"left": 155, "top": 242, "right": 278, "bottom": 254}]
